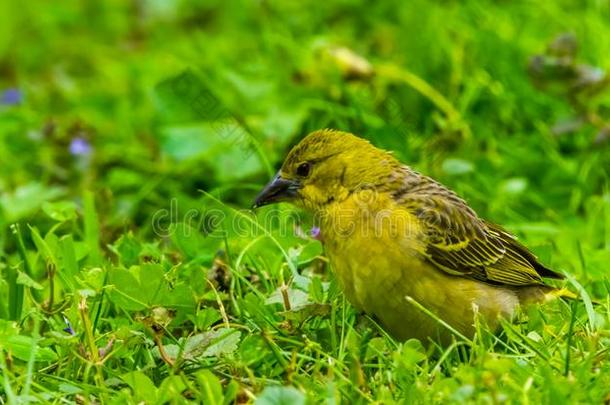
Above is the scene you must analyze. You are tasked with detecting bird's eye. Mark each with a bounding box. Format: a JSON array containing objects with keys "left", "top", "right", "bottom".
[{"left": 296, "top": 162, "right": 312, "bottom": 177}]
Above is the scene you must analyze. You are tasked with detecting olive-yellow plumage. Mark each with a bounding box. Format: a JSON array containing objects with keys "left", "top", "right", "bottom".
[{"left": 254, "top": 129, "right": 566, "bottom": 343}]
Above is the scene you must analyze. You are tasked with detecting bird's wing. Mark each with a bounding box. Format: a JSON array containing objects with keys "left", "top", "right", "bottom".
[{"left": 395, "top": 176, "right": 563, "bottom": 286}]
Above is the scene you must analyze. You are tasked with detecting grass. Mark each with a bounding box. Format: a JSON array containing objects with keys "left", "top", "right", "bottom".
[{"left": 1, "top": 0, "right": 610, "bottom": 403}]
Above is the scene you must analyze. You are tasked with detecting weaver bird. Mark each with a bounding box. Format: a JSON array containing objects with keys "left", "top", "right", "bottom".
[{"left": 254, "top": 130, "right": 567, "bottom": 343}]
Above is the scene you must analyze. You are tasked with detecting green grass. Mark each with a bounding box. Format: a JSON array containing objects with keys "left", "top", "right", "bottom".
[{"left": 1, "top": 0, "right": 610, "bottom": 403}]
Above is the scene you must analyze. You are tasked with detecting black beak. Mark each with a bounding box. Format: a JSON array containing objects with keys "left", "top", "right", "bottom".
[{"left": 253, "top": 173, "right": 300, "bottom": 208}]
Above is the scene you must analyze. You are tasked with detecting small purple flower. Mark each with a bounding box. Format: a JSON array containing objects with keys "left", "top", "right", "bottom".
[
  {"left": 69, "top": 137, "right": 92, "bottom": 156},
  {"left": 1, "top": 88, "right": 22, "bottom": 105},
  {"left": 63, "top": 316, "right": 76, "bottom": 336},
  {"left": 310, "top": 226, "right": 322, "bottom": 241},
  {"left": 98, "top": 338, "right": 114, "bottom": 358}
]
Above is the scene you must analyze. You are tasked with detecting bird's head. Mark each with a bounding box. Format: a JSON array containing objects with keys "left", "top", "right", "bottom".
[{"left": 253, "top": 129, "right": 401, "bottom": 212}]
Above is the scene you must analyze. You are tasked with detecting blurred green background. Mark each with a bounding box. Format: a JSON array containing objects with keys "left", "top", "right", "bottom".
[{"left": 1, "top": 0, "right": 610, "bottom": 403}]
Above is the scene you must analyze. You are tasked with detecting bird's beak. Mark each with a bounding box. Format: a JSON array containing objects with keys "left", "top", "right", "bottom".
[{"left": 253, "top": 173, "right": 300, "bottom": 208}]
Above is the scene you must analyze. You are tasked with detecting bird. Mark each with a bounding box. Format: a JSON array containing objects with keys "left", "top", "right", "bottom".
[{"left": 253, "top": 129, "right": 569, "bottom": 344}]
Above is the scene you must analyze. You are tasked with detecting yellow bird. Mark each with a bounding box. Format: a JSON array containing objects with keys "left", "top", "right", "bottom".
[{"left": 254, "top": 129, "right": 567, "bottom": 343}]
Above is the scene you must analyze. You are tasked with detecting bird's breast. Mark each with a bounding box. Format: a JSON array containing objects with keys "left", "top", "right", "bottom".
[{"left": 319, "top": 196, "right": 425, "bottom": 311}]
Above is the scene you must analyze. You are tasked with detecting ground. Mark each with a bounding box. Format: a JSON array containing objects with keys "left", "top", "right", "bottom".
[{"left": 1, "top": 0, "right": 610, "bottom": 403}]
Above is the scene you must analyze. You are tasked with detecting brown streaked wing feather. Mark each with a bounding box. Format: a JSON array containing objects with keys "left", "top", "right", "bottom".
[
  {"left": 395, "top": 173, "right": 562, "bottom": 286},
  {"left": 485, "top": 222, "right": 564, "bottom": 280}
]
